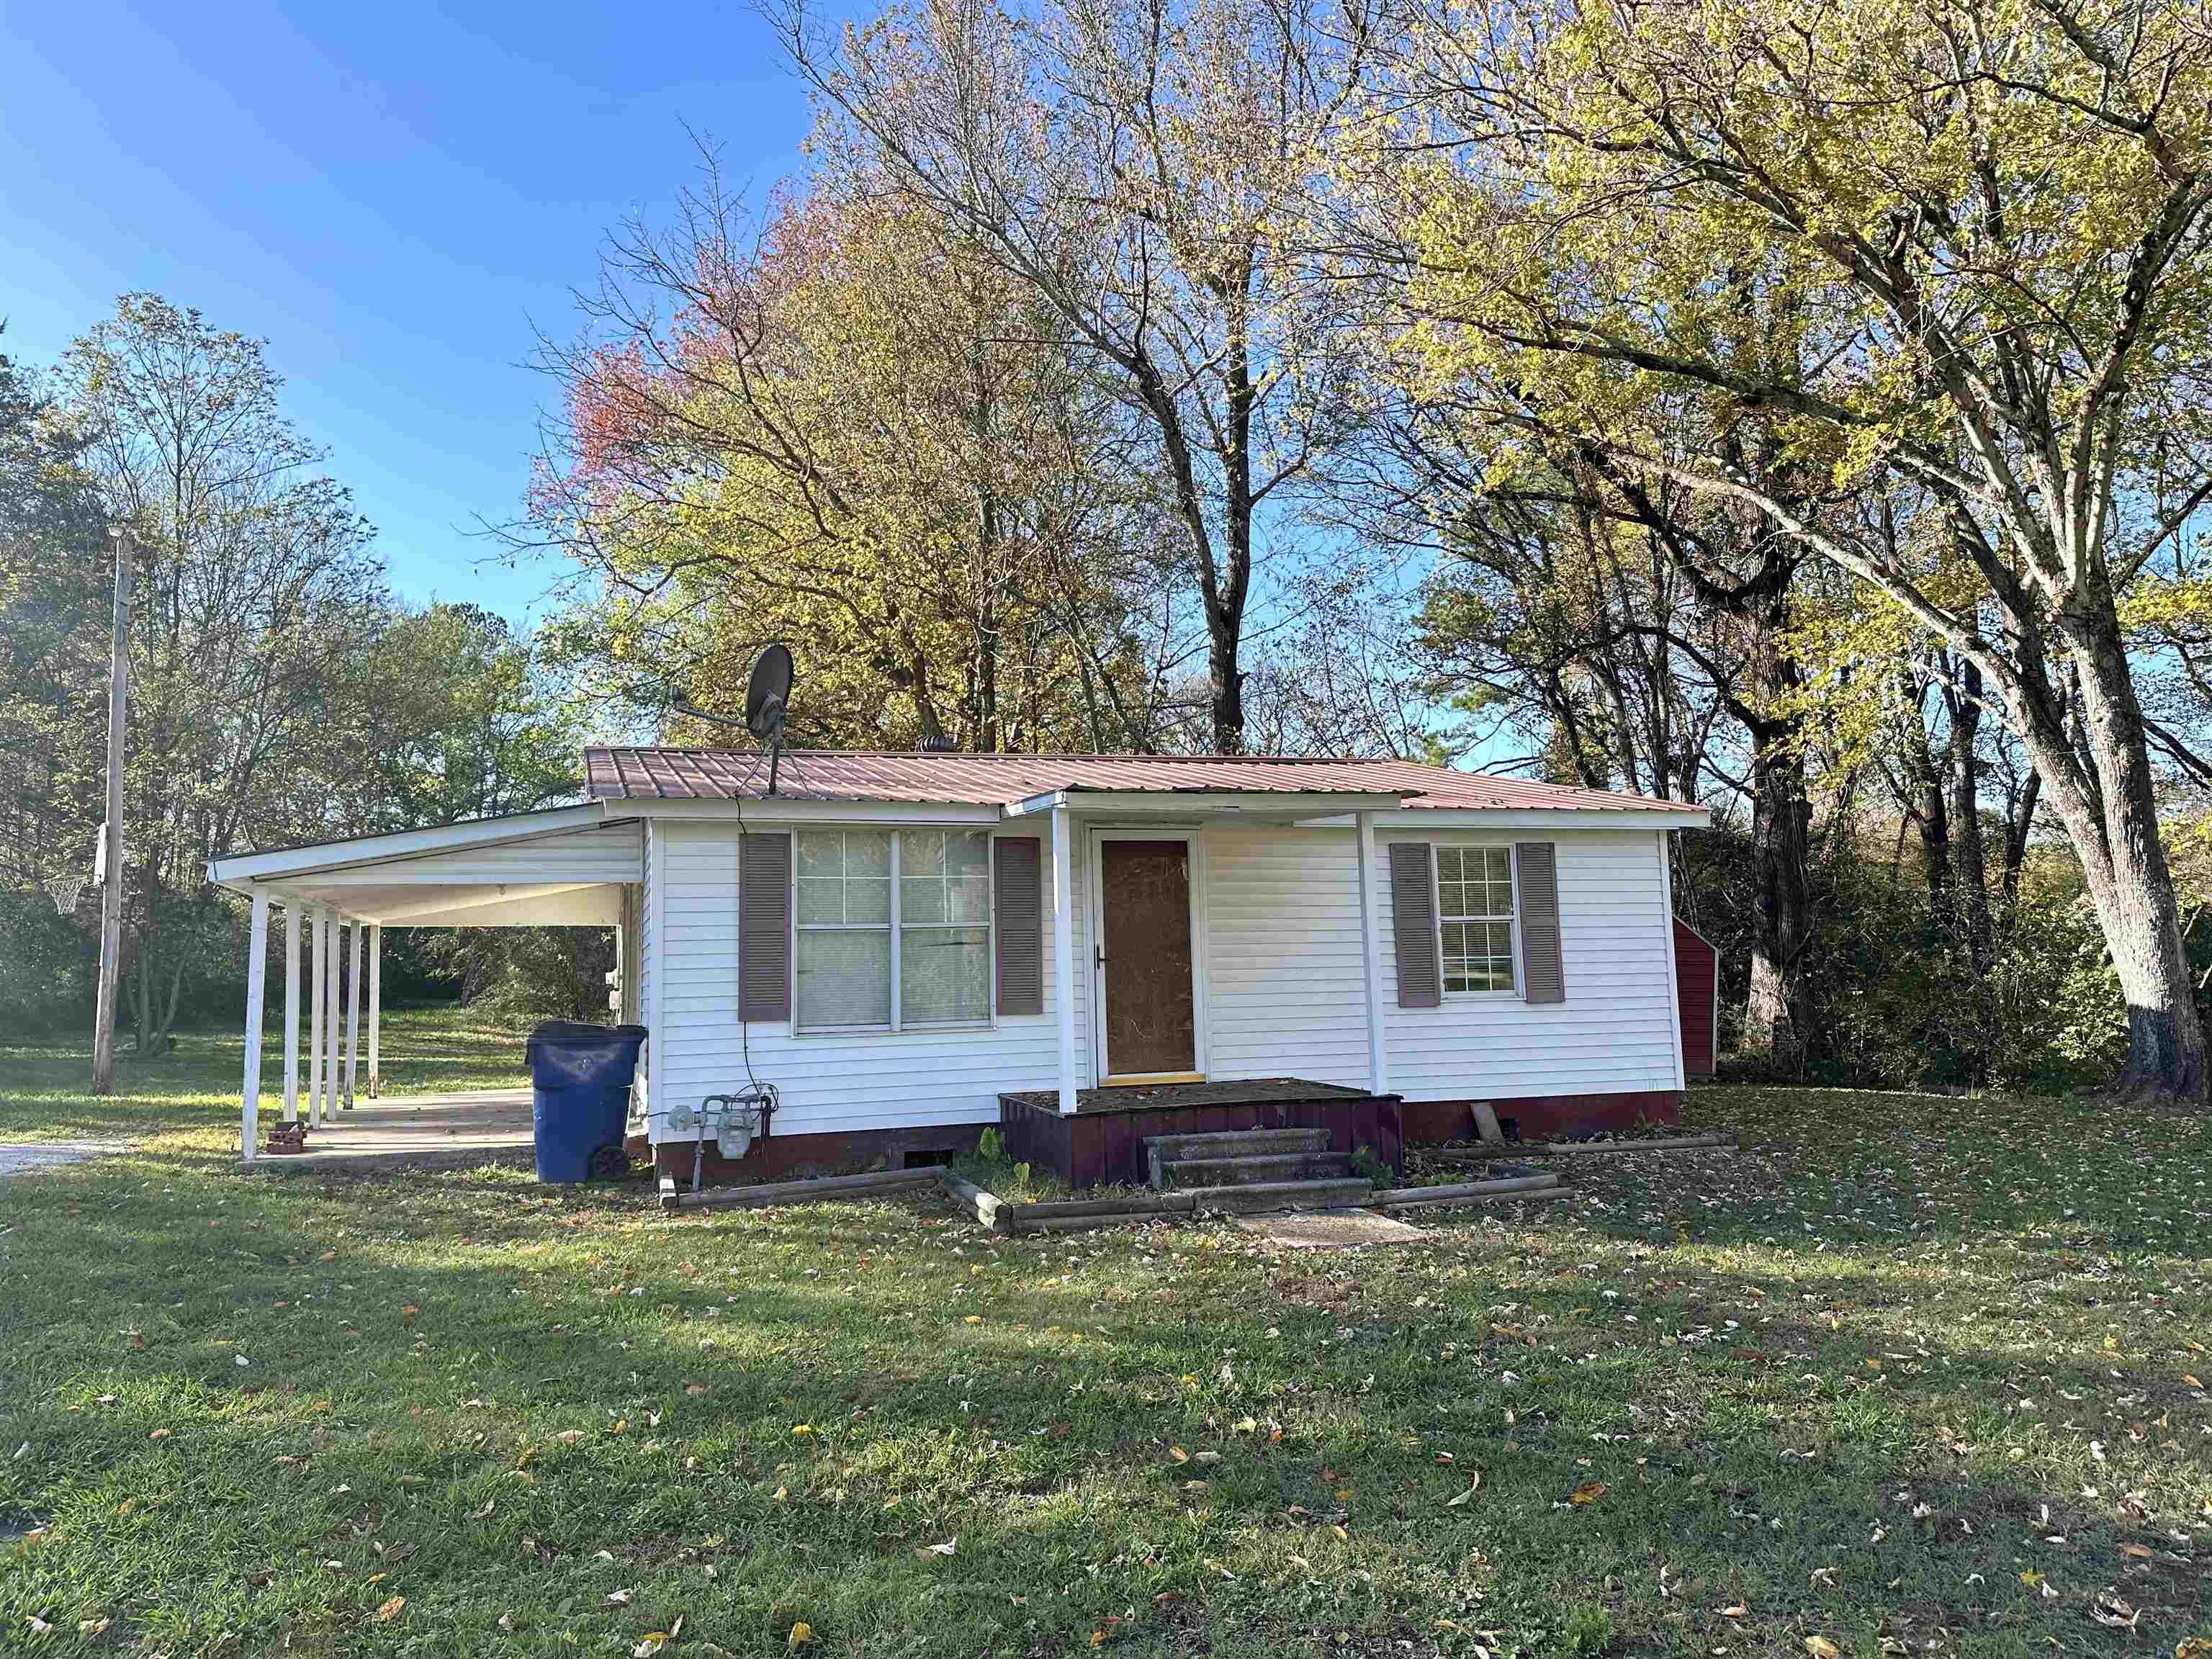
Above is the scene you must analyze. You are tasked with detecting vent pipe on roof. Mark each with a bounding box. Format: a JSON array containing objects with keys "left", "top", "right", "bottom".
[{"left": 920, "top": 734, "right": 959, "bottom": 752}]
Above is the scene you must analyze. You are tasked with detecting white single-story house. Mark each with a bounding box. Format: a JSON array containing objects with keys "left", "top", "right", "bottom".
[{"left": 208, "top": 750, "right": 1707, "bottom": 1184}]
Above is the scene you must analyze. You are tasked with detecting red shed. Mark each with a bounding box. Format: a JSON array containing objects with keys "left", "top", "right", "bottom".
[{"left": 1673, "top": 917, "right": 1719, "bottom": 1077}]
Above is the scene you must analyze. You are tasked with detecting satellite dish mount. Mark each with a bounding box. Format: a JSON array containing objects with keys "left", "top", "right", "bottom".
[{"left": 745, "top": 644, "right": 796, "bottom": 796}]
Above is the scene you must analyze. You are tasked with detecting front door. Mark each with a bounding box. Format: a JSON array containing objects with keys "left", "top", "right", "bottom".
[{"left": 1094, "top": 836, "right": 1199, "bottom": 1079}]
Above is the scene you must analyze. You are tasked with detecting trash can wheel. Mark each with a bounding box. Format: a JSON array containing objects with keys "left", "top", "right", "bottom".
[{"left": 588, "top": 1143, "right": 631, "bottom": 1182}]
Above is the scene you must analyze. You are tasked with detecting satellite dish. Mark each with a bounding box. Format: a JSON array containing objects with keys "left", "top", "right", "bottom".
[{"left": 745, "top": 643, "right": 794, "bottom": 742}]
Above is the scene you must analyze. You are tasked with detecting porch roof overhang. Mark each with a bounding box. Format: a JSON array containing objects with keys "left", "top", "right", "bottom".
[{"left": 207, "top": 804, "right": 642, "bottom": 927}]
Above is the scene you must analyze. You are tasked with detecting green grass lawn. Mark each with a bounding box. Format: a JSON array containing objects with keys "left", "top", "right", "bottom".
[
  {"left": 0, "top": 1007, "right": 531, "bottom": 1151},
  {"left": 3, "top": 1018, "right": 2208, "bottom": 1658}
]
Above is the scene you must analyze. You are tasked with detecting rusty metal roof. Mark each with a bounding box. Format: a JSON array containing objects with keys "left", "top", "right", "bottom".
[{"left": 583, "top": 747, "right": 1693, "bottom": 813}]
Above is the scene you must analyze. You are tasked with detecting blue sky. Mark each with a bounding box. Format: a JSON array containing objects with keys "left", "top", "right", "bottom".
[{"left": 0, "top": 2, "right": 813, "bottom": 625}]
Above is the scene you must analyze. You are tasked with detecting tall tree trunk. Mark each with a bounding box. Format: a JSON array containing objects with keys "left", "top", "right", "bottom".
[
  {"left": 1946, "top": 667, "right": 1993, "bottom": 976},
  {"left": 1743, "top": 719, "right": 1812, "bottom": 1076},
  {"left": 2064, "top": 611, "right": 2208, "bottom": 1105}
]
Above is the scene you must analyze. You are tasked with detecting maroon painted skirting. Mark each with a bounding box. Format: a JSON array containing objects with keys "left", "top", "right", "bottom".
[
  {"left": 1398, "top": 1089, "right": 1682, "bottom": 1145},
  {"left": 999, "top": 1089, "right": 1405, "bottom": 1190},
  {"left": 652, "top": 1121, "right": 988, "bottom": 1187},
  {"left": 655, "top": 1087, "right": 1681, "bottom": 1192}
]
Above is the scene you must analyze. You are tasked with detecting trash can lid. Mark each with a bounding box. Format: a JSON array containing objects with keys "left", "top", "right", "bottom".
[{"left": 529, "top": 1020, "right": 647, "bottom": 1043}]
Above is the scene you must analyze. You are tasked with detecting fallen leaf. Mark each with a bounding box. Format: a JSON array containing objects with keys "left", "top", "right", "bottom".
[
  {"left": 472, "top": 1498, "right": 496, "bottom": 1519},
  {"left": 1446, "top": 1477, "right": 1481, "bottom": 1508},
  {"left": 788, "top": 1622, "right": 814, "bottom": 1647},
  {"left": 1804, "top": 1640, "right": 1840, "bottom": 1659},
  {"left": 1570, "top": 1482, "right": 1606, "bottom": 1505},
  {"left": 1719, "top": 1604, "right": 1747, "bottom": 1618},
  {"left": 373, "top": 1596, "right": 405, "bottom": 1623},
  {"left": 400, "top": 1305, "right": 418, "bottom": 1323},
  {"left": 1168, "top": 1446, "right": 1189, "bottom": 1464},
  {"left": 635, "top": 1636, "right": 670, "bottom": 1657},
  {"left": 920, "top": 1538, "right": 957, "bottom": 1557},
  {"left": 148, "top": 1428, "right": 171, "bottom": 1440}
]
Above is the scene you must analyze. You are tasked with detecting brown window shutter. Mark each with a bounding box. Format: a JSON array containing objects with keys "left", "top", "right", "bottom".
[
  {"left": 1388, "top": 841, "right": 1441, "bottom": 1008},
  {"left": 1515, "top": 842, "right": 1565, "bottom": 1004},
  {"left": 994, "top": 835, "right": 1043, "bottom": 1015},
  {"left": 738, "top": 832, "right": 791, "bottom": 1022}
]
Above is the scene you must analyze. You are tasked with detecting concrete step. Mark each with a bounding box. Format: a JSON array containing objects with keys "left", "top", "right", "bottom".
[
  {"left": 1162, "top": 1151, "right": 1352, "bottom": 1187},
  {"left": 1177, "top": 1177, "right": 1375, "bottom": 1215},
  {"left": 1142, "top": 1126, "right": 1331, "bottom": 1163}
]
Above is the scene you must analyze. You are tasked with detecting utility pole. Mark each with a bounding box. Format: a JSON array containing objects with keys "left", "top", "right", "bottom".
[{"left": 91, "top": 529, "right": 130, "bottom": 1096}]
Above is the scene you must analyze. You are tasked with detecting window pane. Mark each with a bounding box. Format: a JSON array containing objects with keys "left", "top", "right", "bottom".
[
  {"left": 948, "top": 874, "right": 991, "bottom": 923},
  {"left": 948, "top": 832, "right": 990, "bottom": 877},
  {"left": 845, "top": 832, "right": 891, "bottom": 877},
  {"left": 796, "top": 877, "right": 844, "bottom": 925},
  {"left": 845, "top": 876, "right": 891, "bottom": 925},
  {"left": 796, "top": 930, "right": 891, "bottom": 1027},
  {"left": 797, "top": 831, "right": 842, "bottom": 878},
  {"left": 901, "top": 875, "right": 947, "bottom": 923},
  {"left": 899, "top": 830, "right": 945, "bottom": 877},
  {"left": 900, "top": 926, "right": 990, "bottom": 1022}
]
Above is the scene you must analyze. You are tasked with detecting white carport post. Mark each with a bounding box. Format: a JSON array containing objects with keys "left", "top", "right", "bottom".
[
  {"left": 239, "top": 888, "right": 269, "bottom": 1163},
  {"left": 1354, "top": 809, "right": 1389, "bottom": 1094},
  {"left": 309, "top": 907, "right": 328, "bottom": 1129},
  {"left": 324, "top": 917, "right": 343, "bottom": 1120},
  {"left": 343, "top": 920, "right": 363, "bottom": 1110},
  {"left": 367, "top": 923, "right": 381, "bottom": 1097},
  {"left": 282, "top": 902, "right": 301, "bottom": 1123},
  {"left": 1052, "top": 803, "right": 1078, "bottom": 1115}
]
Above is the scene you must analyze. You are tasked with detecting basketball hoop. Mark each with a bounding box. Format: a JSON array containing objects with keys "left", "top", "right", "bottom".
[{"left": 47, "top": 873, "right": 86, "bottom": 916}]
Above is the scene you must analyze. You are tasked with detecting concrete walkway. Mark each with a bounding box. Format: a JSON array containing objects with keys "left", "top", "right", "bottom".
[
  {"left": 0, "top": 1142, "right": 117, "bottom": 1179},
  {"left": 251, "top": 1088, "right": 536, "bottom": 1173}
]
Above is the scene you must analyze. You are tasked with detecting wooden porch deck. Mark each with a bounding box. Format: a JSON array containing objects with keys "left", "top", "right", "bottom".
[
  {"left": 999, "top": 1077, "right": 1403, "bottom": 1190},
  {"left": 249, "top": 1089, "right": 536, "bottom": 1174}
]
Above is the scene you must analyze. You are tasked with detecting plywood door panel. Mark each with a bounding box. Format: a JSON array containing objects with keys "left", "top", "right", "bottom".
[{"left": 1099, "top": 840, "right": 1195, "bottom": 1076}]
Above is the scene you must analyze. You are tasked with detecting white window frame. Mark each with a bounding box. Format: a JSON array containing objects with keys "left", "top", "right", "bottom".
[
  {"left": 1432, "top": 841, "right": 1521, "bottom": 999},
  {"left": 792, "top": 827, "right": 997, "bottom": 1035}
]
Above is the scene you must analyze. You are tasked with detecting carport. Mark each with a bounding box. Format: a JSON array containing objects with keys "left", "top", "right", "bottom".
[{"left": 207, "top": 806, "right": 644, "bottom": 1162}]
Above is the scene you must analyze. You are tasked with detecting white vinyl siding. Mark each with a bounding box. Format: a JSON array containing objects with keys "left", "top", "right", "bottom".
[
  {"left": 1201, "top": 827, "right": 1373, "bottom": 1085},
  {"left": 639, "top": 816, "right": 1680, "bottom": 1142},
  {"left": 1379, "top": 828, "right": 1678, "bottom": 1099},
  {"left": 649, "top": 819, "right": 1088, "bottom": 1140},
  {"left": 316, "top": 822, "right": 644, "bottom": 886}
]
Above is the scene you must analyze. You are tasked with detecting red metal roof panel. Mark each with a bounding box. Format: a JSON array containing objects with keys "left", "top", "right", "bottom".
[{"left": 582, "top": 747, "right": 1696, "bottom": 814}]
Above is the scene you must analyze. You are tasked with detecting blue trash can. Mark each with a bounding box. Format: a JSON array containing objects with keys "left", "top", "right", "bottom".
[{"left": 525, "top": 1020, "right": 647, "bottom": 1182}]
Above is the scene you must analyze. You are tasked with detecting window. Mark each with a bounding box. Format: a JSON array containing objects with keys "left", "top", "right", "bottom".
[
  {"left": 795, "top": 828, "right": 992, "bottom": 1030},
  {"left": 1437, "top": 845, "right": 1516, "bottom": 993},
  {"left": 796, "top": 830, "right": 891, "bottom": 1028},
  {"left": 899, "top": 830, "right": 992, "bottom": 1025}
]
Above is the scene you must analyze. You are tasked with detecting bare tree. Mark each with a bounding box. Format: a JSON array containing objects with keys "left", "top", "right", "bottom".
[{"left": 770, "top": 0, "right": 1373, "bottom": 751}]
